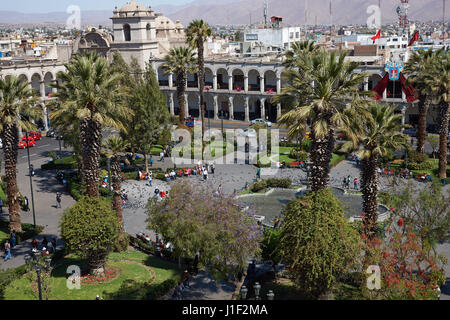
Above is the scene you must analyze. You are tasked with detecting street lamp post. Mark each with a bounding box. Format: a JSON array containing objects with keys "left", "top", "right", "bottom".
[
  {"left": 240, "top": 286, "right": 248, "bottom": 300},
  {"left": 25, "top": 131, "right": 37, "bottom": 228},
  {"left": 24, "top": 252, "right": 52, "bottom": 300},
  {"left": 267, "top": 290, "right": 275, "bottom": 300},
  {"left": 253, "top": 282, "right": 261, "bottom": 300}
]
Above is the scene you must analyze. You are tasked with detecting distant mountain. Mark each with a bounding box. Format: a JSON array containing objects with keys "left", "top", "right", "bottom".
[{"left": 0, "top": 0, "right": 447, "bottom": 26}]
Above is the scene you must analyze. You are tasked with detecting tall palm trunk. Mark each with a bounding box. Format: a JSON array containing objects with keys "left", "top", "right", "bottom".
[
  {"left": 416, "top": 95, "right": 431, "bottom": 154},
  {"left": 144, "top": 153, "right": 149, "bottom": 173},
  {"left": 438, "top": 102, "right": 449, "bottom": 180},
  {"left": 177, "top": 72, "right": 187, "bottom": 126},
  {"left": 198, "top": 40, "right": 206, "bottom": 158},
  {"left": 361, "top": 153, "right": 379, "bottom": 240},
  {"left": 81, "top": 118, "right": 101, "bottom": 197},
  {"left": 1, "top": 123, "right": 22, "bottom": 232},
  {"left": 111, "top": 156, "right": 123, "bottom": 234},
  {"left": 310, "top": 122, "right": 334, "bottom": 191}
]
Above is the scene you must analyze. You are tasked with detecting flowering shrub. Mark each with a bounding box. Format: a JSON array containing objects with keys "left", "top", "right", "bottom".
[
  {"left": 81, "top": 269, "right": 119, "bottom": 286},
  {"left": 361, "top": 216, "right": 447, "bottom": 300},
  {"left": 147, "top": 181, "right": 262, "bottom": 279}
]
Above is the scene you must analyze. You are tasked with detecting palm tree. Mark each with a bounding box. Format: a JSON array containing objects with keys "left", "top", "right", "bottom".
[
  {"left": 342, "top": 103, "right": 405, "bottom": 239},
  {"left": 273, "top": 50, "right": 369, "bottom": 191},
  {"left": 104, "top": 136, "right": 128, "bottom": 234},
  {"left": 50, "top": 52, "right": 130, "bottom": 197},
  {"left": 0, "top": 75, "right": 40, "bottom": 232},
  {"left": 404, "top": 48, "right": 444, "bottom": 153},
  {"left": 186, "top": 20, "right": 212, "bottom": 155},
  {"left": 162, "top": 47, "right": 198, "bottom": 127},
  {"left": 283, "top": 40, "right": 319, "bottom": 67},
  {"left": 425, "top": 52, "right": 450, "bottom": 181}
]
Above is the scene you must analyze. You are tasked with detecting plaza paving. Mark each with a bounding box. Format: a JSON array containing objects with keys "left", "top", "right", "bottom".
[{"left": 1, "top": 152, "right": 449, "bottom": 299}]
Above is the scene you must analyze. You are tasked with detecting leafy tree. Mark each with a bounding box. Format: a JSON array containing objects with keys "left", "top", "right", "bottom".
[
  {"left": 426, "top": 135, "right": 440, "bottom": 159},
  {"left": 130, "top": 64, "right": 170, "bottom": 172},
  {"left": 0, "top": 75, "right": 40, "bottom": 232},
  {"left": 186, "top": 20, "right": 212, "bottom": 157},
  {"left": 261, "top": 228, "right": 282, "bottom": 268},
  {"left": 283, "top": 40, "right": 319, "bottom": 68},
  {"left": 147, "top": 180, "right": 262, "bottom": 279},
  {"left": 394, "top": 181, "right": 450, "bottom": 254},
  {"left": 273, "top": 50, "right": 369, "bottom": 191},
  {"left": 162, "top": 47, "right": 197, "bottom": 127},
  {"left": 279, "top": 189, "right": 360, "bottom": 299},
  {"left": 60, "top": 196, "right": 119, "bottom": 274},
  {"left": 50, "top": 51, "right": 131, "bottom": 197},
  {"left": 342, "top": 103, "right": 406, "bottom": 239}
]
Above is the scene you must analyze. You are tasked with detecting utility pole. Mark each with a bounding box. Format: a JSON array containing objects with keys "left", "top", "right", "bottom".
[{"left": 444, "top": 0, "right": 447, "bottom": 42}]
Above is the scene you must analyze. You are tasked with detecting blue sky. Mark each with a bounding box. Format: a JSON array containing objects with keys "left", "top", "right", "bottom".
[{"left": 1, "top": 0, "right": 192, "bottom": 13}]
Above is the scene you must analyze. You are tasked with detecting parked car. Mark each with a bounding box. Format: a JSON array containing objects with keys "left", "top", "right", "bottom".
[
  {"left": 21, "top": 136, "right": 36, "bottom": 146},
  {"left": 29, "top": 131, "right": 42, "bottom": 141},
  {"left": 185, "top": 117, "right": 195, "bottom": 128},
  {"left": 18, "top": 140, "right": 34, "bottom": 149},
  {"left": 250, "top": 118, "right": 272, "bottom": 127},
  {"left": 237, "top": 128, "right": 257, "bottom": 138},
  {"left": 46, "top": 128, "right": 57, "bottom": 138}
]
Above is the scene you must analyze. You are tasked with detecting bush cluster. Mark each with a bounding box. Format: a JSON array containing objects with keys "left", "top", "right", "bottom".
[
  {"left": 250, "top": 178, "right": 292, "bottom": 192},
  {"left": 102, "top": 278, "right": 177, "bottom": 300},
  {"left": 288, "top": 149, "right": 307, "bottom": 162}
]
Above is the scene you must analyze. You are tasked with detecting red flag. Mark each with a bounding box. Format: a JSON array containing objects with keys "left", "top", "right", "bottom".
[
  {"left": 371, "top": 29, "right": 381, "bottom": 44},
  {"left": 408, "top": 31, "right": 419, "bottom": 46}
]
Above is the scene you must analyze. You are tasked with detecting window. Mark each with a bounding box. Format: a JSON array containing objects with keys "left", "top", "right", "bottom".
[
  {"left": 290, "top": 32, "right": 294, "bottom": 39},
  {"left": 295, "top": 32, "right": 300, "bottom": 39},
  {"left": 146, "top": 24, "right": 151, "bottom": 40},
  {"left": 123, "top": 24, "right": 131, "bottom": 41}
]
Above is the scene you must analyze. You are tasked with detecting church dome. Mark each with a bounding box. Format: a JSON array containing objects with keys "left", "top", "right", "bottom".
[{"left": 119, "top": 0, "right": 148, "bottom": 12}]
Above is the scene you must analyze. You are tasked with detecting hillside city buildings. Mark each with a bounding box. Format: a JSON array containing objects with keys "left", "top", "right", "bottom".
[{"left": 0, "top": 0, "right": 449, "bottom": 132}]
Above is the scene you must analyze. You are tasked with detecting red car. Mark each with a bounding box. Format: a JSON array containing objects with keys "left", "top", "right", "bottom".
[
  {"left": 18, "top": 140, "right": 34, "bottom": 149},
  {"left": 29, "top": 131, "right": 42, "bottom": 141}
]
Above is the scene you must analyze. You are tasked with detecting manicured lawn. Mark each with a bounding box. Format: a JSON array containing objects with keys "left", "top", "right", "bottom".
[
  {"left": 3, "top": 250, "right": 181, "bottom": 300},
  {"left": 0, "top": 185, "right": 6, "bottom": 204},
  {"left": 0, "top": 228, "right": 8, "bottom": 245}
]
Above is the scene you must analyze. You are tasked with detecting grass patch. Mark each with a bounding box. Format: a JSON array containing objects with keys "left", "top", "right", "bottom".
[
  {"left": 331, "top": 153, "right": 346, "bottom": 168},
  {"left": 0, "top": 220, "right": 44, "bottom": 247},
  {"left": 3, "top": 250, "right": 181, "bottom": 300}
]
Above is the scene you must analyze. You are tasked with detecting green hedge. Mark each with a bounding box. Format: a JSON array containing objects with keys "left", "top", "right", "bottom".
[
  {"left": 250, "top": 178, "right": 292, "bottom": 193},
  {"left": 102, "top": 278, "right": 177, "bottom": 300},
  {"left": 41, "top": 155, "right": 78, "bottom": 170}
]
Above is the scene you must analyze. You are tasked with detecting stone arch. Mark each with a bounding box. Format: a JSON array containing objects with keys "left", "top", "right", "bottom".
[
  {"left": 369, "top": 74, "right": 383, "bottom": 91},
  {"left": 187, "top": 72, "right": 198, "bottom": 88},
  {"left": 217, "top": 95, "right": 230, "bottom": 119},
  {"left": 249, "top": 96, "right": 261, "bottom": 120},
  {"left": 188, "top": 93, "right": 199, "bottom": 118},
  {"left": 248, "top": 69, "right": 260, "bottom": 92},
  {"left": 18, "top": 74, "right": 28, "bottom": 84},
  {"left": 231, "top": 69, "right": 244, "bottom": 91},
  {"left": 205, "top": 94, "right": 214, "bottom": 118},
  {"left": 123, "top": 24, "right": 131, "bottom": 41},
  {"left": 157, "top": 66, "right": 169, "bottom": 86},
  {"left": 204, "top": 67, "right": 214, "bottom": 87},
  {"left": 31, "top": 73, "right": 42, "bottom": 97},
  {"left": 264, "top": 70, "right": 277, "bottom": 93},
  {"left": 216, "top": 68, "right": 228, "bottom": 90},
  {"left": 44, "top": 72, "right": 55, "bottom": 97},
  {"left": 233, "top": 95, "right": 246, "bottom": 121}
]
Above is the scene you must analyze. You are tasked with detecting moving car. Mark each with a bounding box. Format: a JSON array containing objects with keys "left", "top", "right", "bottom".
[{"left": 250, "top": 118, "right": 272, "bottom": 127}]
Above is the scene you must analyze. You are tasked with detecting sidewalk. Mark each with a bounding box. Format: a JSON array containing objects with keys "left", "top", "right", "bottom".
[{"left": 0, "top": 156, "right": 74, "bottom": 270}]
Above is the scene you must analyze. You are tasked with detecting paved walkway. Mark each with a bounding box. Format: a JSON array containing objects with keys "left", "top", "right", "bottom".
[{"left": 0, "top": 153, "right": 74, "bottom": 270}]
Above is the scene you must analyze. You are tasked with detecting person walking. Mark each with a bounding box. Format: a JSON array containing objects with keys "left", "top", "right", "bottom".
[
  {"left": 3, "top": 240, "right": 11, "bottom": 261},
  {"left": 41, "top": 236, "right": 48, "bottom": 250},
  {"left": 257, "top": 168, "right": 261, "bottom": 180},
  {"left": 148, "top": 173, "right": 152, "bottom": 187},
  {"left": 10, "top": 231, "right": 16, "bottom": 248},
  {"left": 346, "top": 175, "right": 351, "bottom": 190},
  {"left": 160, "top": 151, "right": 164, "bottom": 162},
  {"left": 182, "top": 270, "right": 190, "bottom": 288},
  {"left": 0, "top": 198, "right": 3, "bottom": 214},
  {"left": 353, "top": 177, "right": 358, "bottom": 190},
  {"left": 342, "top": 177, "right": 347, "bottom": 189},
  {"left": 211, "top": 162, "right": 215, "bottom": 174},
  {"left": 24, "top": 196, "right": 29, "bottom": 212},
  {"left": 31, "top": 238, "right": 38, "bottom": 250},
  {"left": 51, "top": 238, "right": 57, "bottom": 252},
  {"left": 204, "top": 169, "right": 208, "bottom": 180},
  {"left": 56, "top": 192, "right": 62, "bottom": 208},
  {"left": 149, "top": 155, "right": 153, "bottom": 167}
]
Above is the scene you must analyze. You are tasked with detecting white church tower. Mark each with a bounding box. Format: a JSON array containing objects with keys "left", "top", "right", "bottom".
[{"left": 110, "top": 0, "right": 159, "bottom": 68}]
